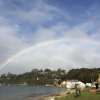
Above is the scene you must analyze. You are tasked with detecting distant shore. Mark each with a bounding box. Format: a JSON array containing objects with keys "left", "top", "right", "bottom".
[
  {"left": 0, "top": 84, "right": 46, "bottom": 86},
  {"left": 28, "top": 89, "right": 75, "bottom": 100}
]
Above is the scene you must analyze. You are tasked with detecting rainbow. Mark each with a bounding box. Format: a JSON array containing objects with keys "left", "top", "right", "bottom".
[{"left": 0, "top": 39, "right": 99, "bottom": 71}]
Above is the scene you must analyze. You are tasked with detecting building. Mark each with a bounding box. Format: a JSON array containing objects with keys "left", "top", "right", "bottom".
[
  {"left": 66, "top": 80, "right": 78, "bottom": 89},
  {"left": 61, "top": 81, "right": 66, "bottom": 87},
  {"left": 66, "top": 80, "right": 86, "bottom": 89},
  {"left": 97, "top": 74, "right": 100, "bottom": 85}
]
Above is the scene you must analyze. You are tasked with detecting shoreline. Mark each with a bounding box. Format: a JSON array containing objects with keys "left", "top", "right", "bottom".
[{"left": 28, "top": 89, "right": 75, "bottom": 100}]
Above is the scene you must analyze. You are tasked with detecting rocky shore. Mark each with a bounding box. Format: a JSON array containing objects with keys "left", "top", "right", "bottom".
[{"left": 28, "top": 89, "right": 75, "bottom": 100}]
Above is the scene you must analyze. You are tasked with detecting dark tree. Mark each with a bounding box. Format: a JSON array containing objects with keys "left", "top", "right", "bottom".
[
  {"left": 7, "top": 72, "right": 13, "bottom": 78},
  {"left": 44, "top": 69, "right": 51, "bottom": 73},
  {"left": 57, "top": 68, "right": 62, "bottom": 73},
  {"left": 61, "top": 70, "right": 66, "bottom": 73},
  {"left": 1, "top": 73, "right": 6, "bottom": 78}
]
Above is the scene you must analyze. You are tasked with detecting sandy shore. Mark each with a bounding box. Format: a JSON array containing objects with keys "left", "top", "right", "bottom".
[{"left": 28, "top": 89, "right": 75, "bottom": 100}]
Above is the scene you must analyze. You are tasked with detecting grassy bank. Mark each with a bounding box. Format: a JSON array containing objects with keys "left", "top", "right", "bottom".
[{"left": 55, "top": 87, "right": 100, "bottom": 100}]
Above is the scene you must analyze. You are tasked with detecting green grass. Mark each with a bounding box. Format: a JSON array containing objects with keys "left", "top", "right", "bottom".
[{"left": 55, "top": 87, "right": 100, "bottom": 100}]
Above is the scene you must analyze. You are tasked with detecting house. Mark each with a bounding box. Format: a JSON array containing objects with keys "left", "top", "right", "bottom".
[
  {"left": 66, "top": 80, "right": 86, "bottom": 89},
  {"left": 66, "top": 80, "right": 78, "bottom": 89},
  {"left": 86, "top": 83, "right": 92, "bottom": 87},
  {"left": 61, "top": 81, "right": 66, "bottom": 87}
]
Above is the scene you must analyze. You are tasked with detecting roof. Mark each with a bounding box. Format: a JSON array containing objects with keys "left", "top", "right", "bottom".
[{"left": 66, "top": 80, "right": 79, "bottom": 82}]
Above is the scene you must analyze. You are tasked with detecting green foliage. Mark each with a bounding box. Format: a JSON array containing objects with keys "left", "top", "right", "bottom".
[
  {"left": 57, "top": 68, "right": 62, "bottom": 73},
  {"left": 1, "top": 68, "right": 99, "bottom": 85},
  {"left": 58, "top": 80, "right": 61, "bottom": 85},
  {"left": 44, "top": 68, "right": 51, "bottom": 72},
  {"left": 0, "top": 68, "right": 66, "bottom": 85},
  {"left": 62, "top": 68, "right": 100, "bottom": 83},
  {"left": 1, "top": 73, "right": 6, "bottom": 79}
]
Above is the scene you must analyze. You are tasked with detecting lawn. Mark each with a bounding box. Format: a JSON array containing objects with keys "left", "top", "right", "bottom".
[{"left": 55, "top": 87, "right": 100, "bottom": 100}]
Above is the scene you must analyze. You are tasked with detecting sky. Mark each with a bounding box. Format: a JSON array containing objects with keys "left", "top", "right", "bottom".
[{"left": 0, "top": 0, "right": 100, "bottom": 75}]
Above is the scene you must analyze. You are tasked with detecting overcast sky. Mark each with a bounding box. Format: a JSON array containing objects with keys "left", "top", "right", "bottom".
[{"left": 0, "top": 0, "right": 100, "bottom": 75}]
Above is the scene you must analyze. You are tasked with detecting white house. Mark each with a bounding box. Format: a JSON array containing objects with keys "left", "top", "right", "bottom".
[
  {"left": 66, "top": 80, "right": 85, "bottom": 89},
  {"left": 86, "top": 83, "right": 92, "bottom": 87}
]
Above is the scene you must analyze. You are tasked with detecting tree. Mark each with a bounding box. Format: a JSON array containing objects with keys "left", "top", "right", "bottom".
[
  {"left": 57, "top": 68, "right": 62, "bottom": 73},
  {"left": 1, "top": 73, "right": 6, "bottom": 78},
  {"left": 39, "top": 69, "right": 43, "bottom": 72},
  {"left": 44, "top": 69, "right": 51, "bottom": 73},
  {"left": 7, "top": 72, "right": 13, "bottom": 78},
  {"left": 31, "top": 69, "right": 38, "bottom": 74},
  {"left": 58, "top": 80, "right": 61, "bottom": 85},
  {"left": 61, "top": 70, "right": 66, "bottom": 73}
]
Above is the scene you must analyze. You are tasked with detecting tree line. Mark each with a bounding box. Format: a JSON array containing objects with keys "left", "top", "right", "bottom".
[
  {"left": 0, "top": 68, "right": 66, "bottom": 85},
  {"left": 62, "top": 68, "right": 100, "bottom": 83},
  {"left": 1, "top": 68, "right": 99, "bottom": 85}
]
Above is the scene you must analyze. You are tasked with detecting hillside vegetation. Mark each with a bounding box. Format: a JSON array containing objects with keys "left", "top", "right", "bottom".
[
  {"left": 62, "top": 68, "right": 100, "bottom": 83},
  {"left": 0, "top": 68, "right": 66, "bottom": 85},
  {"left": 0, "top": 68, "right": 100, "bottom": 85}
]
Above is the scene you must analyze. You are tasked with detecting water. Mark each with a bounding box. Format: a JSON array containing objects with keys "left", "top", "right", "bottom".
[{"left": 0, "top": 85, "right": 67, "bottom": 100}]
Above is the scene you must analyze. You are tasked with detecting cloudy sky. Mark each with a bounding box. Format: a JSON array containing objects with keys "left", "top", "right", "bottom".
[{"left": 0, "top": 0, "right": 100, "bottom": 75}]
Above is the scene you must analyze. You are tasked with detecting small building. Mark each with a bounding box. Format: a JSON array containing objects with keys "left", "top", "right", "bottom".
[
  {"left": 61, "top": 81, "right": 66, "bottom": 87},
  {"left": 86, "top": 83, "right": 92, "bottom": 87},
  {"left": 66, "top": 80, "right": 85, "bottom": 89},
  {"left": 66, "top": 80, "right": 79, "bottom": 89}
]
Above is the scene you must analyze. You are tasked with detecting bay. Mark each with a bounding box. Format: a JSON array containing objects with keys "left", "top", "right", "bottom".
[{"left": 0, "top": 85, "right": 67, "bottom": 100}]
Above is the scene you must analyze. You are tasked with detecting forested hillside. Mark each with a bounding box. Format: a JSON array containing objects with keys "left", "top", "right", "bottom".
[
  {"left": 0, "top": 68, "right": 66, "bottom": 85},
  {"left": 0, "top": 68, "right": 100, "bottom": 85},
  {"left": 62, "top": 68, "right": 100, "bottom": 83}
]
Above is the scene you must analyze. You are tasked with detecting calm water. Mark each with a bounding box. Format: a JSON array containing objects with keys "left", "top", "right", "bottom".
[{"left": 0, "top": 85, "right": 67, "bottom": 100}]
